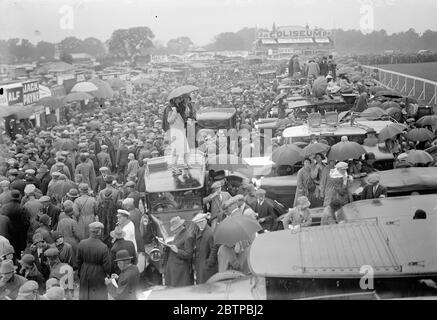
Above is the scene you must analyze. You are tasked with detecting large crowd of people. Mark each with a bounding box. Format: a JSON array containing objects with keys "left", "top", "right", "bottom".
[{"left": 0, "top": 54, "right": 436, "bottom": 300}]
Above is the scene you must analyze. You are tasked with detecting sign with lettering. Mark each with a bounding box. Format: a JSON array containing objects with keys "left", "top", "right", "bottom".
[
  {"left": 257, "top": 26, "right": 332, "bottom": 39},
  {"left": 6, "top": 85, "right": 23, "bottom": 106},
  {"left": 22, "top": 80, "right": 40, "bottom": 106}
]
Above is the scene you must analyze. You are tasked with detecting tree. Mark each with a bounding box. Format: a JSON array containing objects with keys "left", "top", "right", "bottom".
[
  {"left": 108, "top": 26, "right": 155, "bottom": 59},
  {"left": 59, "top": 36, "right": 85, "bottom": 54},
  {"left": 235, "top": 27, "right": 257, "bottom": 50},
  {"left": 166, "top": 37, "right": 194, "bottom": 54},
  {"left": 208, "top": 32, "right": 245, "bottom": 51},
  {"left": 83, "top": 37, "right": 106, "bottom": 57},
  {"left": 35, "top": 41, "right": 55, "bottom": 60},
  {"left": 60, "top": 51, "right": 73, "bottom": 64},
  {"left": 14, "top": 39, "right": 36, "bottom": 61}
]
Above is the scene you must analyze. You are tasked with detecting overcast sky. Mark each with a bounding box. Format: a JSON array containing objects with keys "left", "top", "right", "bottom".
[{"left": 1, "top": 0, "right": 437, "bottom": 46}]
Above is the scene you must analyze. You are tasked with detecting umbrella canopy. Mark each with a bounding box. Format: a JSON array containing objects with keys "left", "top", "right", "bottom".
[
  {"left": 327, "top": 141, "right": 366, "bottom": 161},
  {"left": 89, "top": 78, "right": 114, "bottom": 99},
  {"left": 107, "top": 78, "right": 127, "bottom": 89},
  {"left": 63, "top": 92, "right": 94, "bottom": 103},
  {"left": 71, "top": 82, "right": 99, "bottom": 93},
  {"left": 386, "top": 106, "right": 402, "bottom": 116},
  {"left": 416, "top": 115, "right": 437, "bottom": 127},
  {"left": 380, "top": 101, "right": 401, "bottom": 110},
  {"left": 405, "top": 128, "right": 434, "bottom": 142},
  {"left": 369, "top": 86, "right": 386, "bottom": 95},
  {"left": 361, "top": 107, "right": 387, "bottom": 118},
  {"left": 271, "top": 144, "right": 304, "bottom": 165},
  {"left": 35, "top": 96, "right": 64, "bottom": 108},
  {"left": 378, "top": 123, "right": 406, "bottom": 141},
  {"left": 168, "top": 85, "right": 199, "bottom": 101},
  {"left": 407, "top": 150, "right": 434, "bottom": 165},
  {"left": 213, "top": 215, "right": 261, "bottom": 246},
  {"left": 302, "top": 143, "right": 330, "bottom": 157}
]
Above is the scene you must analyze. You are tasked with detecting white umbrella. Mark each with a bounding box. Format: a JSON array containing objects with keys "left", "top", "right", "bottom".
[{"left": 71, "top": 82, "right": 99, "bottom": 93}]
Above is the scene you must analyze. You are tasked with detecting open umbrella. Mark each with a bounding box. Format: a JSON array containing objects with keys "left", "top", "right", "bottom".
[
  {"left": 386, "top": 106, "right": 402, "bottom": 116},
  {"left": 214, "top": 215, "right": 261, "bottom": 246},
  {"left": 107, "top": 78, "right": 127, "bottom": 89},
  {"left": 360, "top": 107, "right": 387, "bottom": 118},
  {"left": 89, "top": 78, "right": 114, "bottom": 99},
  {"left": 378, "top": 123, "right": 406, "bottom": 141},
  {"left": 35, "top": 96, "right": 64, "bottom": 108},
  {"left": 168, "top": 85, "right": 199, "bottom": 101},
  {"left": 407, "top": 150, "right": 433, "bottom": 165},
  {"left": 302, "top": 142, "right": 330, "bottom": 157},
  {"left": 71, "top": 82, "right": 98, "bottom": 93},
  {"left": 405, "top": 128, "right": 434, "bottom": 142},
  {"left": 327, "top": 141, "right": 366, "bottom": 161},
  {"left": 63, "top": 92, "right": 94, "bottom": 103},
  {"left": 416, "top": 115, "right": 437, "bottom": 127},
  {"left": 271, "top": 144, "right": 304, "bottom": 165},
  {"left": 380, "top": 101, "right": 401, "bottom": 110}
]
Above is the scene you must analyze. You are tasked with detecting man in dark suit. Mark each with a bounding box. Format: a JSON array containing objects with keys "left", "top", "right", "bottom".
[
  {"left": 109, "top": 227, "right": 137, "bottom": 275},
  {"left": 202, "top": 181, "right": 231, "bottom": 230},
  {"left": 253, "top": 189, "right": 277, "bottom": 232},
  {"left": 361, "top": 173, "right": 387, "bottom": 200},
  {"left": 94, "top": 167, "right": 109, "bottom": 195}
]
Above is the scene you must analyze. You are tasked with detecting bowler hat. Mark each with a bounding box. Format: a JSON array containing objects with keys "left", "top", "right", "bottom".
[
  {"left": 39, "top": 214, "right": 51, "bottom": 225},
  {"left": 67, "top": 188, "right": 79, "bottom": 198},
  {"left": 19, "top": 254, "right": 35, "bottom": 265},
  {"left": 114, "top": 249, "right": 133, "bottom": 262}
]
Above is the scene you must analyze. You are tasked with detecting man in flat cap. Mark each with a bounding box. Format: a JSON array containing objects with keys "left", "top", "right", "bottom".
[
  {"left": 77, "top": 221, "right": 111, "bottom": 300},
  {"left": 40, "top": 195, "right": 61, "bottom": 230},
  {"left": 18, "top": 254, "right": 45, "bottom": 294},
  {"left": 361, "top": 173, "right": 387, "bottom": 200},
  {"left": 97, "top": 145, "right": 112, "bottom": 172},
  {"left": 191, "top": 213, "right": 218, "bottom": 284},
  {"left": 73, "top": 183, "right": 98, "bottom": 240},
  {"left": 253, "top": 189, "right": 277, "bottom": 232},
  {"left": 202, "top": 181, "right": 231, "bottom": 231},
  {"left": 94, "top": 167, "right": 109, "bottom": 195},
  {"left": 0, "top": 259, "right": 27, "bottom": 300}
]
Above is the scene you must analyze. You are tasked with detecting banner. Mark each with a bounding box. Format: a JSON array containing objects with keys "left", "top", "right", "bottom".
[
  {"left": 257, "top": 26, "right": 332, "bottom": 39},
  {"left": 22, "top": 80, "right": 40, "bottom": 106},
  {"left": 6, "top": 85, "right": 23, "bottom": 106}
]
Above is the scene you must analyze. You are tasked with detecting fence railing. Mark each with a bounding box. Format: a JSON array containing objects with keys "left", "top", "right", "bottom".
[{"left": 361, "top": 65, "right": 437, "bottom": 107}]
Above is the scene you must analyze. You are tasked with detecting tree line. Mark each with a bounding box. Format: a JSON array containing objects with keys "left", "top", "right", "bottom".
[{"left": 1, "top": 27, "right": 437, "bottom": 64}]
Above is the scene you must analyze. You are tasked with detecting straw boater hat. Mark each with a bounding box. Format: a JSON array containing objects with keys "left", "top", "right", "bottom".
[
  {"left": 67, "top": 188, "right": 79, "bottom": 198},
  {"left": 296, "top": 196, "right": 311, "bottom": 209},
  {"left": 169, "top": 216, "right": 185, "bottom": 232},
  {"left": 192, "top": 212, "right": 208, "bottom": 223},
  {"left": 117, "top": 209, "right": 130, "bottom": 217}
]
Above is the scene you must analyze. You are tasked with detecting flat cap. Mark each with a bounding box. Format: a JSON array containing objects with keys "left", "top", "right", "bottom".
[
  {"left": 44, "top": 247, "right": 59, "bottom": 257},
  {"left": 89, "top": 221, "right": 104, "bottom": 230}
]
